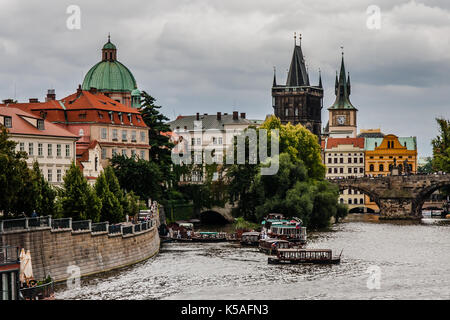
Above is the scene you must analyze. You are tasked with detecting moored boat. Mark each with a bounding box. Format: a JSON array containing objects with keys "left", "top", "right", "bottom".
[
  {"left": 240, "top": 232, "right": 260, "bottom": 246},
  {"left": 191, "top": 231, "right": 228, "bottom": 242},
  {"left": 268, "top": 248, "right": 341, "bottom": 265},
  {"left": 259, "top": 239, "right": 290, "bottom": 255}
]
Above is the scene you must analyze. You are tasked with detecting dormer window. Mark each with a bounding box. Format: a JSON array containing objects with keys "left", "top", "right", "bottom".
[
  {"left": 118, "top": 112, "right": 123, "bottom": 123},
  {"left": 4, "top": 116, "right": 12, "bottom": 128},
  {"left": 128, "top": 113, "right": 132, "bottom": 125},
  {"left": 37, "top": 119, "right": 44, "bottom": 130},
  {"left": 109, "top": 111, "right": 113, "bottom": 122}
]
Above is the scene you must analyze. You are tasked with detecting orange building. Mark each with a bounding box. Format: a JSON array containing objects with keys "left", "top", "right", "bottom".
[{"left": 364, "top": 133, "right": 417, "bottom": 211}]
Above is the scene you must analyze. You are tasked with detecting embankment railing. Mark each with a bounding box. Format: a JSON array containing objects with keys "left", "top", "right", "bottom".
[{"left": 0, "top": 216, "right": 155, "bottom": 237}]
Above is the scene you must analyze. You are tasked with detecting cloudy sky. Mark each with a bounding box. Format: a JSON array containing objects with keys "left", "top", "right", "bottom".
[{"left": 0, "top": 0, "right": 449, "bottom": 157}]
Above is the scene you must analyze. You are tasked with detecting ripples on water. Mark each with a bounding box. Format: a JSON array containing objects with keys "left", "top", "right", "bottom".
[{"left": 55, "top": 218, "right": 450, "bottom": 300}]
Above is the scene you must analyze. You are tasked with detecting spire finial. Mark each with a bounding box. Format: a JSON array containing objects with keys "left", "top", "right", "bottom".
[
  {"left": 108, "top": 33, "right": 111, "bottom": 42},
  {"left": 294, "top": 32, "right": 297, "bottom": 45},
  {"left": 299, "top": 33, "right": 302, "bottom": 46},
  {"left": 341, "top": 45, "right": 344, "bottom": 56}
]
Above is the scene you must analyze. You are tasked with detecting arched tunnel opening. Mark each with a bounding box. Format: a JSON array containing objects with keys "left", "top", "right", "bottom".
[{"left": 200, "top": 211, "right": 229, "bottom": 225}]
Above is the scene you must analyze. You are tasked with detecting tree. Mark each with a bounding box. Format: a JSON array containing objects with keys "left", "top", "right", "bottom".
[
  {"left": 60, "top": 162, "right": 101, "bottom": 221},
  {"left": 139, "top": 91, "right": 175, "bottom": 188},
  {"left": 0, "top": 126, "right": 37, "bottom": 217},
  {"left": 94, "top": 171, "right": 122, "bottom": 223},
  {"left": 110, "top": 154, "right": 163, "bottom": 201},
  {"left": 31, "top": 161, "right": 56, "bottom": 216},
  {"left": 432, "top": 118, "right": 450, "bottom": 173},
  {"left": 225, "top": 116, "right": 343, "bottom": 229}
]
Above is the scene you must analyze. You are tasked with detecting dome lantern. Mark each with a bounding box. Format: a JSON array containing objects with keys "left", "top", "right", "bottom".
[{"left": 102, "top": 34, "right": 117, "bottom": 61}]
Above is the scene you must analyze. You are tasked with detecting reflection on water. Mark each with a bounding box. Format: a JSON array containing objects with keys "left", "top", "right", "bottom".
[{"left": 55, "top": 218, "right": 450, "bottom": 300}]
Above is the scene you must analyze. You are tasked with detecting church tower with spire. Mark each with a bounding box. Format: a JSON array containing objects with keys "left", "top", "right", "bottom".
[
  {"left": 272, "top": 34, "right": 323, "bottom": 137},
  {"left": 327, "top": 51, "right": 358, "bottom": 138}
]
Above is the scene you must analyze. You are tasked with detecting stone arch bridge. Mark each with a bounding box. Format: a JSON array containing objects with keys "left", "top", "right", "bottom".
[{"left": 332, "top": 174, "right": 450, "bottom": 219}]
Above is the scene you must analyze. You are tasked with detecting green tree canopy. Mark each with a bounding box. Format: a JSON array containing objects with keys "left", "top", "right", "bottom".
[{"left": 432, "top": 118, "right": 450, "bottom": 173}]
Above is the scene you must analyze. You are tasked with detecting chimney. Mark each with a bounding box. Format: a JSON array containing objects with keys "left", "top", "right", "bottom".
[
  {"left": 217, "top": 112, "right": 221, "bottom": 121},
  {"left": 240, "top": 112, "right": 246, "bottom": 119},
  {"left": 46, "top": 89, "right": 56, "bottom": 101},
  {"left": 89, "top": 87, "right": 97, "bottom": 94},
  {"left": 232, "top": 111, "right": 238, "bottom": 120},
  {"left": 196, "top": 112, "right": 200, "bottom": 120},
  {"left": 29, "top": 98, "right": 39, "bottom": 103},
  {"left": 77, "top": 84, "right": 82, "bottom": 95}
]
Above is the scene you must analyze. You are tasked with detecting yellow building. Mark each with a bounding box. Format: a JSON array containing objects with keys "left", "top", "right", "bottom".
[{"left": 363, "top": 133, "right": 418, "bottom": 211}]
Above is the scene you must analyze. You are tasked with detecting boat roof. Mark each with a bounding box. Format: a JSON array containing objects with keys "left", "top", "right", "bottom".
[
  {"left": 261, "top": 219, "right": 292, "bottom": 225},
  {"left": 261, "top": 239, "right": 289, "bottom": 243},
  {"left": 271, "top": 225, "right": 302, "bottom": 229},
  {"left": 277, "top": 249, "right": 332, "bottom": 252},
  {"left": 198, "top": 231, "right": 219, "bottom": 235},
  {"left": 242, "top": 232, "right": 260, "bottom": 236}
]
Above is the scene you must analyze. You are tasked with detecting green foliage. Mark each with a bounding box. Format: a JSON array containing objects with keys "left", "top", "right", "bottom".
[
  {"left": 432, "top": 118, "right": 450, "bottom": 173},
  {"left": 94, "top": 171, "right": 122, "bottom": 223},
  {"left": 31, "top": 161, "right": 56, "bottom": 216},
  {"left": 60, "top": 163, "right": 101, "bottom": 221},
  {"left": 139, "top": 91, "right": 175, "bottom": 188},
  {"left": 226, "top": 116, "right": 342, "bottom": 229},
  {"left": 418, "top": 157, "right": 434, "bottom": 174},
  {"left": 110, "top": 154, "right": 163, "bottom": 201},
  {"left": 0, "top": 126, "right": 39, "bottom": 217},
  {"left": 232, "top": 217, "right": 260, "bottom": 231}
]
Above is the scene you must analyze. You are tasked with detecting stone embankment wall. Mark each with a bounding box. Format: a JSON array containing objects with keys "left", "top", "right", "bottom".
[{"left": 1, "top": 221, "right": 160, "bottom": 282}]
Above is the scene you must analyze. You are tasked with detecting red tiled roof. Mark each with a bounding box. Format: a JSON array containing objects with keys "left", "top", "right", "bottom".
[
  {"left": 326, "top": 137, "right": 365, "bottom": 149},
  {"left": 6, "top": 90, "right": 147, "bottom": 128},
  {"left": 0, "top": 106, "right": 78, "bottom": 139}
]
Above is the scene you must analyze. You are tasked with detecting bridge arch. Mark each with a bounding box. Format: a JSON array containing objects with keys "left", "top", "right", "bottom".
[
  {"left": 412, "top": 180, "right": 450, "bottom": 216},
  {"left": 337, "top": 183, "right": 381, "bottom": 210},
  {"left": 199, "top": 210, "right": 230, "bottom": 225}
]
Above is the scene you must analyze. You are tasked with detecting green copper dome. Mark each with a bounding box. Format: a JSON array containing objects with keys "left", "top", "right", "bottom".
[
  {"left": 82, "top": 60, "right": 137, "bottom": 93},
  {"left": 102, "top": 41, "right": 116, "bottom": 50}
]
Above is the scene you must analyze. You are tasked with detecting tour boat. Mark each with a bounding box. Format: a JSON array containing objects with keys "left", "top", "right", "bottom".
[
  {"left": 240, "top": 232, "right": 261, "bottom": 246},
  {"left": 268, "top": 248, "right": 342, "bottom": 265},
  {"left": 190, "top": 232, "right": 228, "bottom": 243},
  {"left": 258, "top": 239, "right": 291, "bottom": 255}
]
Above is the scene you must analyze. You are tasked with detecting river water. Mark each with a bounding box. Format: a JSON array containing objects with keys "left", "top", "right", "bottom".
[{"left": 55, "top": 216, "right": 450, "bottom": 300}]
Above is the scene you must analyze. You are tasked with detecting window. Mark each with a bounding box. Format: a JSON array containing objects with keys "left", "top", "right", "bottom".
[
  {"left": 328, "top": 168, "right": 332, "bottom": 174},
  {"left": 360, "top": 168, "right": 364, "bottom": 173},
  {"left": 379, "top": 164, "right": 384, "bottom": 172},
  {"left": 47, "top": 169, "right": 52, "bottom": 182},
  {"left": 101, "top": 128, "right": 107, "bottom": 139},
  {"left": 295, "top": 108, "right": 298, "bottom": 116},
  {"left": 28, "top": 143, "right": 34, "bottom": 156},
  {"left": 118, "top": 113, "right": 123, "bottom": 123},
  {"left": 112, "top": 149, "right": 118, "bottom": 156},
  {"left": 109, "top": 112, "right": 114, "bottom": 122},
  {"left": 328, "top": 158, "right": 332, "bottom": 164},
  {"left": 128, "top": 114, "right": 132, "bottom": 125},
  {"left": 360, "top": 158, "right": 363, "bottom": 163},
  {"left": 340, "top": 158, "right": 343, "bottom": 163},
  {"left": 37, "top": 119, "right": 44, "bottom": 130},
  {"left": 340, "top": 168, "right": 344, "bottom": 174},
  {"left": 334, "top": 168, "right": 337, "bottom": 174},
  {"left": 285, "top": 108, "right": 289, "bottom": 116},
  {"left": 122, "top": 130, "right": 127, "bottom": 141},
  {"left": 131, "top": 150, "right": 136, "bottom": 157},
  {"left": 354, "top": 168, "right": 358, "bottom": 174},
  {"left": 4, "top": 116, "right": 12, "bottom": 128},
  {"left": 56, "top": 144, "right": 61, "bottom": 157},
  {"left": 57, "top": 169, "right": 62, "bottom": 182},
  {"left": 140, "top": 131, "right": 146, "bottom": 142},
  {"left": 360, "top": 198, "right": 364, "bottom": 204},
  {"left": 218, "top": 137, "right": 223, "bottom": 145},
  {"left": 38, "top": 143, "right": 43, "bottom": 156},
  {"left": 348, "top": 158, "right": 352, "bottom": 164},
  {"left": 334, "top": 158, "right": 337, "bottom": 164},
  {"left": 48, "top": 144, "right": 52, "bottom": 156},
  {"left": 349, "top": 199, "right": 352, "bottom": 204},
  {"left": 19, "top": 142, "right": 24, "bottom": 152},
  {"left": 102, "top": 148, "right": 107, "bottom": 159},
  {"left": 212, "top": 137, "right": 217, "bottom": 145},
  {"left": 64, "top": 144, "right": 70, "bottom": 157},
  {"left": 140, "top": 150, "right": 145, "bottom": 159},
  {"left": 369, "top": 164, "right": 374, "bottom": 171},
  {"left": 79, "top": 129, "right": 84, "bottom": 136},
  {"left": 122, "top": 149, "right": 127, "bottom": 156},
  {"left": 112, "top": 129, "right": 118, "bottom": 140},
  {"left": 131, "top": 131, "right": 136, "bottom": 142},
  {"left": 354, "top": 198, "right": 358, "bottom": 204}
]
